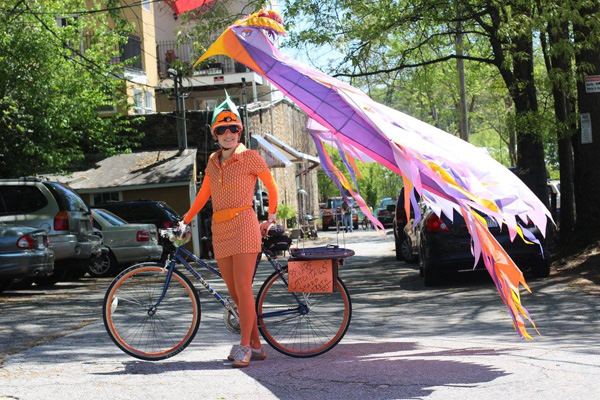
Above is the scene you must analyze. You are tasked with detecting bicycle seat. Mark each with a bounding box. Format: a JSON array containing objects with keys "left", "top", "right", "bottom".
[{"left": 289, "top": 245, "right": 354, "bottom": 260}]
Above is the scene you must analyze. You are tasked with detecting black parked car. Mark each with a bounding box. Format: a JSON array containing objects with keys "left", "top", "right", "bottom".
[
  {"left": 94, "top": 200, "right": 181, "bottom": 260},
  {"left": 403, "top": 201, "right": 550, "bottom": 286}
]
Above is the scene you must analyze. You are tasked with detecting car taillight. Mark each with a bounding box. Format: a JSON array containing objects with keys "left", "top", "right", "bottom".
[
  {"left": 54, "top": 211, "right": 69, "bottom": 231},
  {"left": 379, "top": 210, "right": 390, "bottom": 216},
  {"left": 137, "top": 231, "right": 151, "bottom": 242},
  {"left": 426, "top": 214, "right": 449, "bottom": 232},
  {"left": 16, "top": 234, "right": 35, "bottom": 249},
  {"left": 162, "top": 221, "right": 175, "bottom": 228}
]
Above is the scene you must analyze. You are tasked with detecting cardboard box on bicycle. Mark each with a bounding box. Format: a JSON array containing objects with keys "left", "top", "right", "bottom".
[{"left": 287, "top": 258, "right": 338, "bottom": 293}]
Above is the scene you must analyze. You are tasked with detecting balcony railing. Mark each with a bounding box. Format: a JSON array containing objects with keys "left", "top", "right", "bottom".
[
  {"left": 82, "top": 33, "right": 142, "bottom": 70},
  {"left": 157, "top": 40, "right": 249, "bottom": 77}
]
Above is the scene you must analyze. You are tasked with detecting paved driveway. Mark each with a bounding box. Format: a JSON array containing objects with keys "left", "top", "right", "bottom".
[{"left": 1, "top": 229, "right": 598, "bottom": 399}]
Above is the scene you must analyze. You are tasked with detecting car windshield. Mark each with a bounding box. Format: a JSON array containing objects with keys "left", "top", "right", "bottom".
[
  {"left": 93, "top": 209, "right": 127, "bottom": 226},
  {"left": 380, "top": 199, "right": 395, "bottom": 208}
]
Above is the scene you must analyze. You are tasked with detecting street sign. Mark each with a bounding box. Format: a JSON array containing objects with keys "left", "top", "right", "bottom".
[
  {"left": 584, "top": 75, "right": 600, "bottom": 93},
  {"left": 581, "top": 113, "right": 592, "bottom": 144}
]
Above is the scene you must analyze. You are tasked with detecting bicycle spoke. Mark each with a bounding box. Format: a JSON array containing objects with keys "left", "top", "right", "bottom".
[
  {"left": 104, "top": 265, "right": 200, "bottom": 361},
  {"left": 257, "top": 269, "right": 351, "bottom": 357}
]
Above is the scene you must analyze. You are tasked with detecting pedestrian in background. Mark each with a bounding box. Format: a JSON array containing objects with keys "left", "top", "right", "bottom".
[{"left": 342, "top": 200, "right": 353, "bottom": 232}]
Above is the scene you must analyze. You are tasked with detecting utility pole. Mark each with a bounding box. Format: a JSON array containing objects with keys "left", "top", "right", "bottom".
[
  {"left": 241, "top": 77, "right": 250, "bottom": 147},
  {"left": 456, "top": 1, "right": 469, "bottom": 142},
  {"left": 168, "top": 68, "right": 188, "bottom": 151}
]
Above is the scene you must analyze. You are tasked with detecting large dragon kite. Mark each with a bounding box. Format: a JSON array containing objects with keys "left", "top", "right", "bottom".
[{"left": 193, "top": 10, "right": 552, "bottom": 339}]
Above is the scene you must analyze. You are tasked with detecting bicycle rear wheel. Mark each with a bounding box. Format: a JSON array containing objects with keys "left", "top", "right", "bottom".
[
  {"left": 103, "top": 264, "right": 201, "bottom": 361},
  {"left": 256, "top": 268, "right": 352, "bottom": 358}
]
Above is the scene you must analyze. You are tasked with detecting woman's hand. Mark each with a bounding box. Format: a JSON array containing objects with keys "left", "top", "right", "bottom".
[{"left": 259, "top": 220, "right": 275, "bottom": 237}]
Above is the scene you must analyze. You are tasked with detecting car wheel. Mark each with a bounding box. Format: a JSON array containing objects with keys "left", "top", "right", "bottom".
[
  {"left": 401, "top": 237, "right": 418, "bottom": 264},
  {"left": 88, "top": 251, "right": 118, "bottom": 278},
  {"left": 531, "top": 258, "right": 550, "bottom": 278},
  {"left": 34, "top": 266, "right": 68, "bottom": 287},
  {"left": 10, "top": 277, "right": 34, "bottom": 290},
  {"left": 418, "top": 238, "right": 439, "bottom": 286},
  {"left": 0, "top": 279, "right": 14, "bottom": 293},
  {"left": 395, "top": 234, "right": 403, "bottom": 261}
]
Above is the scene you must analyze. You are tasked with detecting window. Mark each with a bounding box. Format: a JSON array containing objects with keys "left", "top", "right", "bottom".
[
  {"left": 144, "top": 91, "right": 154, "bottom": 113},
  {"left": 0, "top": 186, "right": 48, "bottom": 215},
  {"left": 142, "top": 0, "right": 151, "bottom": 12},
  {"left": 94, "top": 209, "right": 127, "bottom": 226},
  {"left": 93, "top": 191, "right": 120, "bottom": 205},
  {"left": 121, "top": 35, "right": 142, "bottom": 70},
  {"left": 133, "top": 89, "right": 144, "bottom": 114},
  {"left": 44, "top": 182, "right": 89, "bottom": 212},
  {"left": 130, "top": 204, "right": 158, "bottom": 221}
]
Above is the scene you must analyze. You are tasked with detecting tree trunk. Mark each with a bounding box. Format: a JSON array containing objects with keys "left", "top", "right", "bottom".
[
  {"left": 573, "top": 4, "right": 600, "bottom": 238},
  {"left": 546, "top": 19, "right": 576, "bottom": 239},
  {"left": 511, "top": 31, "right": 549, "bottom": 208}
]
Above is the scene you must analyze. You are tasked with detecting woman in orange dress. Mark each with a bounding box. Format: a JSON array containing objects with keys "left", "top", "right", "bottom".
[{"left": 181, "top": 109, "right": 277, "bottom": 368}]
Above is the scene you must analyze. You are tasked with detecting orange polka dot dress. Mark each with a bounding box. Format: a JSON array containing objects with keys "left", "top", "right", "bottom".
[{"left": 183, "top": 144, "right": 277, "bottom": 259}]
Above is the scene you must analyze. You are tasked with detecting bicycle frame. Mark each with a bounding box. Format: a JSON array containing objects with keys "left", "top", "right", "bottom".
[{"left": 150, "top": 245, "right": 308, "bottom": 321}]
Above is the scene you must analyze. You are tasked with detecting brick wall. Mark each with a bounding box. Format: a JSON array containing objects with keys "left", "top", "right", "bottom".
[{"left": 246, "top": 100, "right": 320, "bottom": 219}]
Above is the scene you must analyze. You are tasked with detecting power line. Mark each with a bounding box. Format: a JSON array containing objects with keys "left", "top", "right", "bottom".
[{"left": 0, "top": 0, "right": 163, "bottom": 16}]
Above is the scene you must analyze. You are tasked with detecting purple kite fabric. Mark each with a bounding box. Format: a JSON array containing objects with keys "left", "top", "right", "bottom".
[{"left": 193, "top": 10, "right": 553, "bottom": 338}]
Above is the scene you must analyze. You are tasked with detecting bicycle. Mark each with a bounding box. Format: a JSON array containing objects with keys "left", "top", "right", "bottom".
[
  {"left": 103, "top": 229, "right": 353, "bottom": 361},
  {"left": 360, "top": 216, "right": 373, "bottom": 230}
]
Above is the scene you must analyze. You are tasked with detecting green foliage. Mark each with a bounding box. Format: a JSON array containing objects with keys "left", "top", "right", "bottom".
[
  {"left": 277, "top": 203, "right": 296, "bottom": 220},
  {"left": 317, "top": 143, "right": 402, "bottom": 207},
  {"left": 281, "top": 0, "right": 600, "bottom": 176},
  {"left": 277, "top": 203, "right": 297, "bottom": 228},
  {"left": 0, "top": 0, "right": 141, "bottom": 178}
]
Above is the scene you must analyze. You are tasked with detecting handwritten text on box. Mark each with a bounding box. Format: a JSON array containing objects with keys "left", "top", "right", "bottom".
[{"left": 288, "top": 259, "right": 334, "bottom": 293}]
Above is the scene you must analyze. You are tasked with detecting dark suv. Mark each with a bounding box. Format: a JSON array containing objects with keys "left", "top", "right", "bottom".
[{"left": 94, "top": 200, "right": 181, "bottom": 258}]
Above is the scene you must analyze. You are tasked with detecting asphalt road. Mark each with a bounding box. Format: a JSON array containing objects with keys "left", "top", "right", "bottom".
[{"left": 1, "top": 229, "right": 599, "bottom": 400}]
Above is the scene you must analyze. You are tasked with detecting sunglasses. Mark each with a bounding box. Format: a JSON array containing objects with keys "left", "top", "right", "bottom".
[{"left": 214, "top": 125, "right": 241, "bottom": 136}]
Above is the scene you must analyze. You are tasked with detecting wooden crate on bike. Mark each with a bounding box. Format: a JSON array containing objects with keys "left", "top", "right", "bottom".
[{"left": 287, "top": 246, "right": 354, "bottom": 293}]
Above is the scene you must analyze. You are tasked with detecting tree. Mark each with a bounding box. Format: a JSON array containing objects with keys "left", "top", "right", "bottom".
[
  {"left": 572, "top": 1, "right": 600, "bottom": 238},
  {"left": 0, "top": 0, "right": 141, "bottom": 178},
  {"left": 283, "top": 0, "right": 550, "bottom": 207}
]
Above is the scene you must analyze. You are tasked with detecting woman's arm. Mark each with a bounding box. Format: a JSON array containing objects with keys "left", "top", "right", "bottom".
[
  {"left": 258, "top": 169, "right": 278, "bottom": 222},
  {"left": 183, "top": 175, "right": 211, "bottom": 224}
]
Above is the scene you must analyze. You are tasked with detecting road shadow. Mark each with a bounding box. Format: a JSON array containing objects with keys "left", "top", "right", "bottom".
[{"left": 97, "top": 341, "right": 508, "bottom": 399}]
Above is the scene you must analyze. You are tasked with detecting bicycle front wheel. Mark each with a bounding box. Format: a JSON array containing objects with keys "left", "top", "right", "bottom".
[
  {"left": 256, "top": 268, "right": 352, "bottom": 358},
  {"left": 103, "top": 264, "right": 201, "bottom": 361}
]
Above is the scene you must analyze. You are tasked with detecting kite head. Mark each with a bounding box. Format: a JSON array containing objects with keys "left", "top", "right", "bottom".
[
  {"left": 233, "top": 9, "right": 285, "bottom": 39},
  {"left": 193, "top": 9, "right": 285, "bottom": 70}
]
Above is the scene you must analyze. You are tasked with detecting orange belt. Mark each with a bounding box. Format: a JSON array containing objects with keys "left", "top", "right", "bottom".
[{"left": 212, "top": 206, "right": 253, "bottom": 223}]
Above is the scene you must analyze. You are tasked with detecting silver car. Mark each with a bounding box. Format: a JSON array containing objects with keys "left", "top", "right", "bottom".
[
  {"left": 0, "top": 222, "right": 54, "bottom": 292},
  {"left": 0, "top": 178, "right": 101, "bottom": 285},
  {"left": 88, "top": 208, "right": 162, "bottom": 277}
]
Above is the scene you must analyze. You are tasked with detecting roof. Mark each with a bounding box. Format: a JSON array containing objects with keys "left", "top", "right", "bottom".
[
  {"left": 251, "top": 133, "right": 320, "bottom": 170},
  {"left": 47, "top": 149, "right": 197, "bottom": 191}
]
